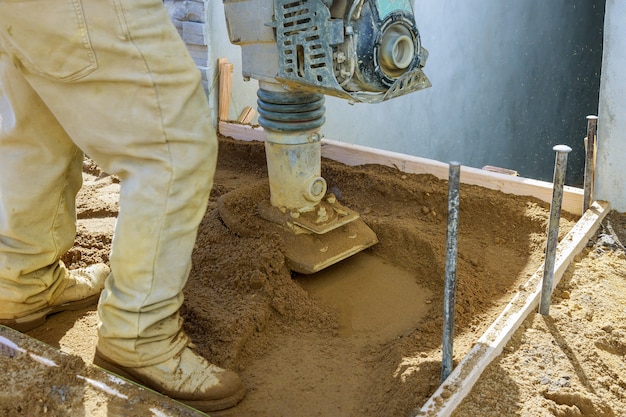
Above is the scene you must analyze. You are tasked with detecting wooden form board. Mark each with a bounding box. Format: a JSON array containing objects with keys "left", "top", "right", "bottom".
[
  {"left": 414, "top": 200, "right": 609, "bottom": 417},
  {"left": 218, "top": 121, "right": 585, "bottom": 215},
  {"left": 0, "top": 325, "right": 207, "bottom": 416}
]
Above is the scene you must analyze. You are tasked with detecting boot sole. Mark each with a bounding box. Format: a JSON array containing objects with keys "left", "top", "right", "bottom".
[
  {"left": 0, "top": 293, "right": 101, "bottom": 333},
  {"left": 93, "top": 350, "right": 246, "bottom": 413}
]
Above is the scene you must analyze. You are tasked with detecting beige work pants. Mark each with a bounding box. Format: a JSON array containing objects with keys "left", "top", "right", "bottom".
[{"left": 0, "top": 0, "right": 217, "bottom": 367}]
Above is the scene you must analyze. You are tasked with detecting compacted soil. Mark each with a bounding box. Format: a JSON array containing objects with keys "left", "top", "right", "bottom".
[{"left": 1, "top": 136, "right": 624, "bottom": 417}]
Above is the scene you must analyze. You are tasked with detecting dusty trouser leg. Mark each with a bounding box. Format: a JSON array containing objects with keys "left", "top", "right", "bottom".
[
  {"left": 0, "top": 0, "right": 216, "bottom": 366},
  {"left": 0, "top": 48, "right": 85, "bottom": 319}
]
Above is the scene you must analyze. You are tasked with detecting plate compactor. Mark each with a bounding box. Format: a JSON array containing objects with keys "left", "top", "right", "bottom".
[{"left": 221, "top": 0, "right": 430, "bottom": 274}]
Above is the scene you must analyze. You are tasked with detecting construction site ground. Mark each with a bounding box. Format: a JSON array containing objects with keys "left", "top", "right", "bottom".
[{"left": 1, "top": 136, "right": 625, "bottom": 417}]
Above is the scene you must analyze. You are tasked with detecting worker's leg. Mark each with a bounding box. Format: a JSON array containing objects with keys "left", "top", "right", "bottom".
[
  {"left": 0, "top": 47, "right": 108, "bottom": 331},
  {"left": 0, "top": 0, "right": 242, "bottom": 410},
  {"left": 0, "top": 0, "right": 214, "bottom": 363}
]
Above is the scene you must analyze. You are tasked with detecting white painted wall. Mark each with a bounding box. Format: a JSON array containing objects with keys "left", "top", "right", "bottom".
[
  {"left": 597, "top": 0, "right": 626, "bottom": 212},
  {"left": 208, "top": 0, "right": 604, "bottom": 185}
]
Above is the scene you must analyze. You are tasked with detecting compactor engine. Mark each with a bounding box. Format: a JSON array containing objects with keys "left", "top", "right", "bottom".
[{"left": 220, "top": 0, "right": 430, "bottom": 273}]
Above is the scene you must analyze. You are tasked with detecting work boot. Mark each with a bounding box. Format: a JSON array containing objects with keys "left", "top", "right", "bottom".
[
  {"left": 0, "top": 263, "right": 109, "bottom": 332},
  {"left": 94, "top": 345, "right": 246, "bottom": 412}
]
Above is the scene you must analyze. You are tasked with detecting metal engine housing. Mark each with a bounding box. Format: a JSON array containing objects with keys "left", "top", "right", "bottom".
[{"left": 223, "top": 0, "right": 430, "bottom": 103}]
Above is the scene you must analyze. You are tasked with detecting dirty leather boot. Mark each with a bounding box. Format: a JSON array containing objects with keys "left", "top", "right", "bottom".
[
  {"left": 94, "top": 344, "right": 246, "bottom": 412},
  {"left": 0, "top": 264, "right": 109, "bottom": 332}
]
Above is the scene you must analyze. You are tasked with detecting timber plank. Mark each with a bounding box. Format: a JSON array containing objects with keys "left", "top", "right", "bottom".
[{"left": 217, "top": 121, "right": 584, "bottom": 215}]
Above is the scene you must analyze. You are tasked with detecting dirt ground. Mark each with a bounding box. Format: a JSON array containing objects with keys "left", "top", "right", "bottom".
[{"left": 2, "top": 136, "right": 625, "bottom": 417}]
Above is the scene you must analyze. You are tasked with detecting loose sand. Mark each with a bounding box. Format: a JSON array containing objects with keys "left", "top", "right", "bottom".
[{"left": 2, "top": 136, "right": 624, "bottom": 417}]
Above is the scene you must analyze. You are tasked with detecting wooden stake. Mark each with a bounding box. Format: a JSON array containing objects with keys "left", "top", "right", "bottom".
[
  {"left": 583, "top": 115, "right": 598, "bottom": 213},
  {"left": 218, "top": 58, "right": 233, "bottom": 122},
  {"left": 237, "top": 106, "right": 256, "bottom": 124}
]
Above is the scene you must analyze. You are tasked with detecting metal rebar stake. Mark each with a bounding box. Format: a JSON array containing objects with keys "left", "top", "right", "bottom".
[
  {"left": 539, "top": 145, "right": 572, "bottom": 316},
  {"left": 442, "top": 161, "right": 461, "bottom": 382},
  {"left": 583, "top": 115, "right": 598, "bottom": 213}
]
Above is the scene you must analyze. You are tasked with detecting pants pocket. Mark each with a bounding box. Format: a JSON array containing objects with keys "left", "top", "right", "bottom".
[{"left": 0, "top": 0, "right": 97, "bottom": 81}]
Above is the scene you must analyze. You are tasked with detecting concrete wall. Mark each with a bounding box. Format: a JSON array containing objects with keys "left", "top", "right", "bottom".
[
  {"left": 596, "top": 0, "right": 626, "bottom": 212},
  {"left": 328, "top": 0, "right": 604, "bottom": 186},
  {"left": 172, "top": 1, "right": 604, "bottom": 186}
]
